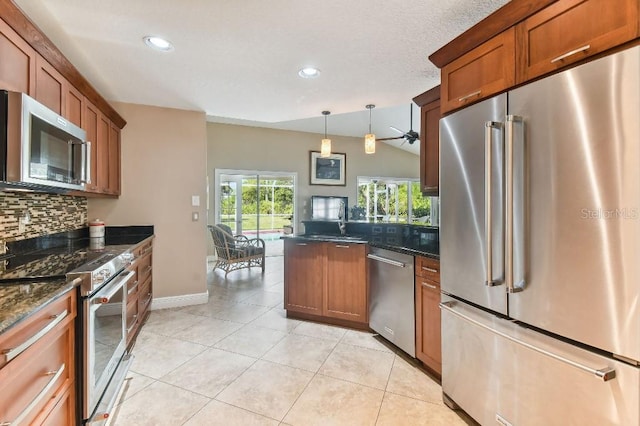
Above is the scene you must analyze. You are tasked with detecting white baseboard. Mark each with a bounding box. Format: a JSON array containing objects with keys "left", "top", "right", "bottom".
[{"left": 150, "top": 290, "right": 209, "bottom": 310}]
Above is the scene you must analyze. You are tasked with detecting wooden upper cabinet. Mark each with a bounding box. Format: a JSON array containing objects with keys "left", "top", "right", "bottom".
[
  {"left": 441, "top": 27, "right": 516, "bottom": 114},
  {"left": 65, "top": 84, "right": 83, "bottom": 127},
  {"left": 414, "top": 86, "right": 441, "bottom": 195},
  {"left": 108, "top": 123, "right": 121, "bottom": 195},
  {"left": 0, "top": 18, "right": 35, "bottom": 94},
  {"left": 35, "top": 55, "right": 65, "bottom": 114},
  {"left": 516, "top": 0, "right": 640, "bottom": 83},
  {"left": 97, "top": 114, "right": 111, "bottom": 193},
  {"left": 83, "top": 99, "right": 100, "bottom": 192}
]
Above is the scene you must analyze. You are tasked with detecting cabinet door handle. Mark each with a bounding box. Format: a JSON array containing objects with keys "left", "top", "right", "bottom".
[
  {"left": 458, "top": 90, "right": 482, "bottom": 102},
  {"left": 551, "top": 44, "right": 590, "bottom": 63},
  {"left": 421, "top": 266, "right": 438, "bottom": 273},
  {"left": 422, "top": 282, "right": 438, "bottom": 290},
  {"left": 2, "top": 363, "right": 65, "bottom": 425},
  {"left": 1, "top": 310, "right": 68, "bottom": 363}
]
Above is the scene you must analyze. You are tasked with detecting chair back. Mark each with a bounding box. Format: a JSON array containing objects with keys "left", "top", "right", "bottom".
[{"left": 209, "top": 225, "right": 234, "bottom": 258}]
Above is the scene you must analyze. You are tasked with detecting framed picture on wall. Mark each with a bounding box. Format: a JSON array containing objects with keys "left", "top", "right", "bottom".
[{"left": 310, "top": 151, "right": 346, "bottom": 186}]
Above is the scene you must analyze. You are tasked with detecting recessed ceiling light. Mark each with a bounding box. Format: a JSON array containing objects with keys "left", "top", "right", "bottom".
[
  {"left": 143, "top": 36, "right": 174, "bottom": 52},
  {"left": 298, "top": 67, "right": 320, "bottom": 78}
]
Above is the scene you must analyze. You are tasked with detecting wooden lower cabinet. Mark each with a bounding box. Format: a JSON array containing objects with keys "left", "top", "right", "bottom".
[
  {"left": 325, "top": 243, "right": 367, "bottom": 323},
  {"left": 284, "top": 239, "right": 368, "bottom": 327},
  {"left": 125, "top": 239, "right": 153, "bottom": 346},
  {"left": 284, "top": 240, "right": 324, "bottom": 316},
  {"left": 415, "top": 256, "right": 441, "bottom": 376},
  {"left": 0, "top": 290, "right": 76, "bottom": 424}
]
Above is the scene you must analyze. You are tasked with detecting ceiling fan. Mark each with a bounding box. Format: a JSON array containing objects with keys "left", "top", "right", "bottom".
[{"left": 377, "top": 103, "right": 420, "bottom": 146}]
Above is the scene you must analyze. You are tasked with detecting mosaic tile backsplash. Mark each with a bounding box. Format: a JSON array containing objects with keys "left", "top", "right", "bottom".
[{"left": 0, "top": 192, "right": 87, "bottom": 244}]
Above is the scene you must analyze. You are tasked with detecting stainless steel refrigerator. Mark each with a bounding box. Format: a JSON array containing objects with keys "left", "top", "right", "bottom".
[{"left": 439, "top": 45, "right": 640, "bottom": 425}]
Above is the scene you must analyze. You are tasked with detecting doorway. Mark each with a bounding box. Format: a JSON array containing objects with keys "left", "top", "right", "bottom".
[{"left": 214, "top": 169, "right": 296, "bottom": 256}]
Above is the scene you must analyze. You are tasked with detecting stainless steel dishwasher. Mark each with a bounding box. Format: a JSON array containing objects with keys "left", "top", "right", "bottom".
[{"left": 368, "top": 247, "right": 415, "bottom": 357}]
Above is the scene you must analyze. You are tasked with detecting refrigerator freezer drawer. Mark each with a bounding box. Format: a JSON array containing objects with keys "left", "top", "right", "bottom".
[{"left": 441, "top": 296, "right": 640, "bottom": 426}]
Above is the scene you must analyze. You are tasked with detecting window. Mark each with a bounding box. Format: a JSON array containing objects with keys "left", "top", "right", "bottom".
[{"left": 356, "top": 177, "right": 439, "bottom": 226}]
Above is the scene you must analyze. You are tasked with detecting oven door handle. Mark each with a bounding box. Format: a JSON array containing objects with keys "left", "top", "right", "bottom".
[{"left": 94, "top": 270, "right": 136, "bottom": 304}]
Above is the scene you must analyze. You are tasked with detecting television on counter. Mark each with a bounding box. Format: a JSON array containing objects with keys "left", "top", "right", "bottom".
[{"left": 311, "top": 196, "right": 348, "bottom": 220}]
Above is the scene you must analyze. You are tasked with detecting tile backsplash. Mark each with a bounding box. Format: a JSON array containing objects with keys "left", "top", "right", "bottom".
[{"left": 0, "top": 192, "right": 87, "bottom": 243}]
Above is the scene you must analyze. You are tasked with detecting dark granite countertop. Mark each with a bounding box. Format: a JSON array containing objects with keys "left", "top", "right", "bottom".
[
  {"left": 0, "top": 278, "right": 76, "bottom": 335},
  {"left": 283, "top": 234, "right": 439, "bottom": 259},
  {"left": 0, "top": 225, "right": 154, "bottom": 336}
]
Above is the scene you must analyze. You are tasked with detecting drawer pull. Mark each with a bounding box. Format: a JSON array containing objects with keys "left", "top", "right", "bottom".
[
  {"left": 128, "top": 281, "right": 139, "bottom": 295},
  {"left": 551, "top": 44, "right": 590, "bottom": 63},
  {"left": 141, "top": 247, "right": 152, "bottom": 256},
  {"left": 458, "top": 90, "right": 482, "bottom": 102},
  {"left": 144, "top": 266, "right": 152, "bottom": 274},
  {"left": 422, "top": 282, "right": 438, "bottom": 290},
  {"left": 2, "top": 310, "right": 68, "bottom": 363},
  {"left": 421, "top": 266, "right": 438, "bottom": 273},
  {"left": 3, "top": 363, "right": 65, "bottom": 425},
  {"left": 335, "top": 244, "right": 350, "bottom": 248},
  {"left": 296, "top": 243, "right": 308, "bottom": 246},
  {"left": 127, "top": 315, "right": 139, "bottom": 334}
]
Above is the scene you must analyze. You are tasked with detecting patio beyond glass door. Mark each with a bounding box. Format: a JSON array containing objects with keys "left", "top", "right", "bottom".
[{"left": 217, "top": 171, "right": 295, "bottom": 254}]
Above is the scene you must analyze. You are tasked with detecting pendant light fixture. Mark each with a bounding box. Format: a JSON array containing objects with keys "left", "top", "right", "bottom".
[
  {"left": 364, "top": 104, "right": 376, "bottom": 154},
  {"left": 320, "top": 110, "right": 331, "bottom": 157}
]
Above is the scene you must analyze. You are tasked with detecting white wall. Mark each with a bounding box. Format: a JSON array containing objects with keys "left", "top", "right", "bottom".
[{"left": 89, "top": 103, "right": 208, "bottom": 300}]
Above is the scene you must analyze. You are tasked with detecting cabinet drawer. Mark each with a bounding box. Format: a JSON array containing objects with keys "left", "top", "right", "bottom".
[
  {"left": 0, "top": 291, "right": 75, "bottom": 369},
  {"left": 134, "top": 240, "right": 153, "bottom": 258},
  {"left": 441, "top": 27, "right": 515, "bottom": 114},
  {"left": 0, "top": 315, "right": 73, "bottom": 425},
  {"left": 138, "top": 275, "right": 153, "bottom": 318},
  {"left": 32, "top": 382, "right": 74, "bottom": 426},
  {"left": 126, "top": 297, "right": 139, "bottom": 334},
  {"left": 137, "top": 252, "right": 152, "bottom": 284},
  {"left": 415, "top": 256, "right": 440, "bottom": 282},
  {"left": 516, "top": 0, "right": 639, "bottom": 82},
  {"left": 416, "top": 276, "right": 440, "bottom": 292}
]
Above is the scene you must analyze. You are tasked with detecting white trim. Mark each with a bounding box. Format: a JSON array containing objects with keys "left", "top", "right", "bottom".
[{"left": 150, "top": 290, "right": 209, "bottom": 310}]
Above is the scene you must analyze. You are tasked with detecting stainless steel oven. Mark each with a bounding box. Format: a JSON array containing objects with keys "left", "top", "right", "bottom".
[{"left": 68, "top": 248, "right": 135, "bottom": 424}]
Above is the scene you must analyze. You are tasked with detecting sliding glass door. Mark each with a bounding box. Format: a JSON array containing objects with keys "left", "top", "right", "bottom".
[{"left": 215, "top": 170, "right": 296, "bottom": 255}]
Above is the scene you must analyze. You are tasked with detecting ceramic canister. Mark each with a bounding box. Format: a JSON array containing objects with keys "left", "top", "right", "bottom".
[{"left": 89, "top": 219, "right": 105, "bottom": 238}]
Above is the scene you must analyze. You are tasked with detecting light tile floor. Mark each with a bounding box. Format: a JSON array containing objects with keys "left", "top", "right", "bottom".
[{"left": 113, "top": 256, "right": 472, "bottom": 425}]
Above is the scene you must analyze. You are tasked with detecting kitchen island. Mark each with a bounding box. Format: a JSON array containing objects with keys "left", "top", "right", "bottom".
[{"left": 283, "top": 221, "right": 441, "bottom": 369}]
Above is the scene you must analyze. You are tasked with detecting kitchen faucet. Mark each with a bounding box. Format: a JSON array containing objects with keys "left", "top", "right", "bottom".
[{"left": 338, "top": 201, "right": 347, "bottom": 235}]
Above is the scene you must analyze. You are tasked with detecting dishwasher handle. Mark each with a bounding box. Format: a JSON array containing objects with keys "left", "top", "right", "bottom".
[{"left": 367, "top": 253, "right": 406, "bottom": 268}]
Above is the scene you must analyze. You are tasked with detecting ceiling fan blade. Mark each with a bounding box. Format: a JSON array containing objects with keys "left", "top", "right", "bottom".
[
  {"left": 376, "top": 136, "right": 403, "bottom": 141},
  {"left": 389, "top": 126, "right": 406, "bottom": 136}
]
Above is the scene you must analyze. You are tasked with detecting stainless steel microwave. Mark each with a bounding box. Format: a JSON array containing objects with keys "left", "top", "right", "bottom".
[{"left": 0, "top": 90, "right": 90, "bottom": 192}]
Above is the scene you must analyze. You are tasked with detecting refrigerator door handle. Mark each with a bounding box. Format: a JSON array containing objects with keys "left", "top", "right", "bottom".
[
  {"left": 505, "top": 115, "right": 525, "bottom": 293},
  {"left": 440, "top": 301, "right": 617, "bottom": 382},
  {"left": 485, "top": 121, "right": 503, "bottom": 287}
]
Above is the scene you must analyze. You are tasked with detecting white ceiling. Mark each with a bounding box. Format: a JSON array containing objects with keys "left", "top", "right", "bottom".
[{"left": 14, "top": 0, "right": 509, "bottom": 155}]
